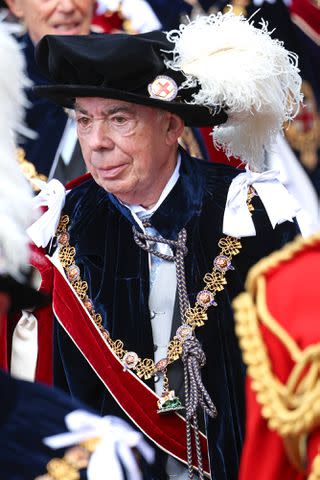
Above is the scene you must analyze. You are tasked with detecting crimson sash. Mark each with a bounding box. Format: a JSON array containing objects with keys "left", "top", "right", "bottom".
[{"left": 50, "top": 258, "right": 210, "bottom": 475}]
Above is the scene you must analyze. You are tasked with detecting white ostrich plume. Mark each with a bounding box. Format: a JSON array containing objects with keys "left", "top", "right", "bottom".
[
  {"left": 165, "top": 8, "right": 302, "bottom": 171},
  {"left": 0, "top": 23, "right": 35, "bottom": 281}
]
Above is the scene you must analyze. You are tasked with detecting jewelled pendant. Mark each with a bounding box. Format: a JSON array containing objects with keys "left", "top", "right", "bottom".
[
  {"left": 157, "top": 389, "right": 184, "bottom": 414},
  {"left": 157, "top": 366, "right": 184, "bottom": 414}
]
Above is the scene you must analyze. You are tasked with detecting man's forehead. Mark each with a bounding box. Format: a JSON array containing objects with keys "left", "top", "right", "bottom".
[{"left": 74, "top": 97, "right": 138, "bottom": 114}]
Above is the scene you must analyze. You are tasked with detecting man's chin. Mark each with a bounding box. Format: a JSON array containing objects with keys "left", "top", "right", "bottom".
[{"left": 98, "top": 179, "right": 133, "bottom": 200}]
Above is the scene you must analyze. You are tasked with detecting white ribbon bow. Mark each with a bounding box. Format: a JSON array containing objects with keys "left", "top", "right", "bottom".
[
  {"left": 27, "top": 179, "right": 67, "bottom": 248},
  {"left": 223, "top": 168, "right": 299, "bottom": 237},
  {"left": 44, "top": 410, "right": 155, "bottom": 480}
]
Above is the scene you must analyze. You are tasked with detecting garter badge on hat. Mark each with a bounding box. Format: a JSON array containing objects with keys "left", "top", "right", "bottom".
[{"left": 148, "top": 75, "right": 178, "bottom": 101}]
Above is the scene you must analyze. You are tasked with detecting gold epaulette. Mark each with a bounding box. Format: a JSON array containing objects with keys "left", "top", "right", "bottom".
[
  {"left": 16, "top": 148, "right": 47, "bottom": 192},
  {"left": 233, "top": 232, "right": 320, "bottom": 477}
]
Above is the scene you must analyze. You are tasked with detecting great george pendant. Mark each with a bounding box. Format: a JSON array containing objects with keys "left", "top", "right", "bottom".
[
  {"left": 156, "top": 365, "right": 184, "bottom": 414},
  {"left": 157, "top": 389, "right": 184, "bottom": 414}
]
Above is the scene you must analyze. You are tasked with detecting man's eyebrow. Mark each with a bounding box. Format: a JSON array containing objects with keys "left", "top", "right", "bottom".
[
  {"left": 106, "top": 105, "right": 136, "bottom": 115},
  {"left": 74, "top": 103, "right": 88, "bottom": 115},
  {"left": 74, "top": 103, "right": 136, "bottom": 116}
]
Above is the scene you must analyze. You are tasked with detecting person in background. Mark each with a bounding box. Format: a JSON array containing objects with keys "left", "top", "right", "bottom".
[
  {"left": 92, "top": 0, "right": 162, "bottom": 34},
  {"left": 4, "top": 0, "right": 95, "bottom": 183},
  {"left": 233, "top": 231, "right": 320, "bottom": 480}
]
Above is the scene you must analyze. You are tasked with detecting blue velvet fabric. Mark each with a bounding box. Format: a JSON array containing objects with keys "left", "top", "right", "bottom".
[
  {"left": 0, "top": 370, "right": 87, "bottom": 479},
  {"left": 146, "top": 0, "right": 216, "bottom": 30},
  {"left": 145, "top": 1, "right": 192, "bottom": 30},
  {"left": 53, "top": 150, "right": 299, "bottom": 479},
  {"left": 18, "top": 34, "right": 67, "bottom": 177},
  {"left": 0, "top": 371, "right": 156, "bottom": 479}
]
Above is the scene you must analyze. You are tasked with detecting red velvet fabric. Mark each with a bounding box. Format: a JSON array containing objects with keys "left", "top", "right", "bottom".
[
  {"left": 266, "top": 245, "right": 320, "bottom": 351},
  {"left": 199, "top": 127, "right": 244, "bottom": 169},
  {"left": 0, "top": 247, "right": 54, "bottom": 384},
  {"left": 240, "top": 376, "right": 303, "bottom": 480},
  {"left": 0, "top": 312, "right": 8, "bottom": 371},
  {"left": 240, "top": 240, "right": 320, "bottom": 479},
  {"left": 65, "top": 172, "right": 91, "bottom": 190},
  {"left": 91, "top": 11, "right": 124, "bottom": 33},
  {"left": 30, "top": 247, "right": 54, "bottom": 385},
  {"left": 290, "top": 0, "right": 320, "bottom": 37},
  {"left": 51, "top": 259, "right": 210, "bottom": 473}
]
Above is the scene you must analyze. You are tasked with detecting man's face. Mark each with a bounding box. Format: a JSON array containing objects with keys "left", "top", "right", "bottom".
[
  {"left": 75, "top": 97, "right": 183, "bottom": 207},
  {"left": 7, "top": 0, "right": 94, "bottom": 44}
]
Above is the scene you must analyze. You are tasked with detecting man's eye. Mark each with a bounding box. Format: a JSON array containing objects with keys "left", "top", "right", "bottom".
[
  {"left": 113, "top": 116, "right": 127, "bottom": 124},
  {"left": 77, "top": 117, "right": 91, "bottom": 128}
]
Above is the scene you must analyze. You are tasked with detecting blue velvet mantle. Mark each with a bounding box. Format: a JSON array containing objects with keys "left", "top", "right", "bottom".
[
  {"left": 53, "top": 150, "right": 298, "bottom": 479},
  {"left": 0, "top": 370, "right": 155, "bottom": 479},
  {"left": 0, "top": 370, "right": 84, "bottom": 479}
]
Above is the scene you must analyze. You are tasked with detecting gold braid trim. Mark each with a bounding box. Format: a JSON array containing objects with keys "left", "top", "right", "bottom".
[{"left": 233, "top": 232, "right": 320, "bottom": 476}]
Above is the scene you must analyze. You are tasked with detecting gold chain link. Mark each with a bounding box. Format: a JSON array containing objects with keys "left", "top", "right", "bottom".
[{"left": 57, "top": 214, "right": 242, "bottom": 380}]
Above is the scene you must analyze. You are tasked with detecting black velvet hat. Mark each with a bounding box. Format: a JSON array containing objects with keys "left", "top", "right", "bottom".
[{"left": 34, "top": 30, "right": 227, "bottom": 127}]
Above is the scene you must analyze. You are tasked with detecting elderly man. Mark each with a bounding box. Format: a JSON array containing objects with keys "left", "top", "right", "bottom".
[
  {"left": 26, "top": 11, "right": 303, "bottom": 480},
  {"left": 5, "top": 0, "right": 95, "bottom": 182},
  {"left": 0, "top": 23, "right": 154, "bottom": 480}
]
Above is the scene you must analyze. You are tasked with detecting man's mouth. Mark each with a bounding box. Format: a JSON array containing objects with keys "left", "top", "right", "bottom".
[
  {"left": 97, "top": 164, "right": 128, "bottom": 179},
  {"left": 52, "top": 22, "right": 81, "bottom": 32}
]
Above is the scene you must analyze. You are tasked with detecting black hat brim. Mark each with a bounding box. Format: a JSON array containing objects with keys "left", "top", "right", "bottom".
[{"left": 33, "top": 84, "right": 228, "bottom": 128}]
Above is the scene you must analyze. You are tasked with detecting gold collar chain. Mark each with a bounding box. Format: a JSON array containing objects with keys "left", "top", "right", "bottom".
[{"left": 56, "top": 214, "right": 242, "bottom": 382}]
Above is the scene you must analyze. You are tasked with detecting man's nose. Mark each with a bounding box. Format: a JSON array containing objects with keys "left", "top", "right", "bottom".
[
  {"left": 89, "top": 121, "right": 115, "bottom": 151},
  {"left": 57, "top": 0, "right": 77, "bottom": 13}
]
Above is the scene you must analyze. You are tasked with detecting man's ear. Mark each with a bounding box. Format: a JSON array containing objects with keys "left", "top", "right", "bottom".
[
  {"left": 166, "top": 113, "right": 185, "bottom": 146},
  {"left": 5, "top": 0, "right": 25, "bottom": 18}
]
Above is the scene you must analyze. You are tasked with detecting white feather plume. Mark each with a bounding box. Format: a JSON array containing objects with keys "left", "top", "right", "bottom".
[
  {"left": 165, "top": 9, "right": 302, "bottom": 171},
  {"left": 0, "top": 23, "right": 35, "bottom": 281}
]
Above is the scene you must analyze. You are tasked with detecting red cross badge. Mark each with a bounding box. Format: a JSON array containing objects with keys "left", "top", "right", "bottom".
[{"left": 148, "top": 75, "right": 178, "bottom": 101}]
